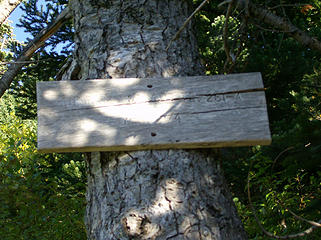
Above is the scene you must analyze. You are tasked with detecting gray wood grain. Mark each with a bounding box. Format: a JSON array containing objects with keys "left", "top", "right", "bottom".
[{"left": 37, "top": 72, "right": 271, "bottom": 153}]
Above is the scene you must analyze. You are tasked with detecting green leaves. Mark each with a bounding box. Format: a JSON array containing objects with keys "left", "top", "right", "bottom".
[
  {"left": 0, "top": 94, "right": 86, "bottom": 239},
  {"left": 195, "top": 1, "right": 321, "bottom": 238}
]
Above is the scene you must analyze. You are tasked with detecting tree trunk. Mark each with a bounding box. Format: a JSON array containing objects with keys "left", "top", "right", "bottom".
[
  {"left": 0, "top": 0, "right": 22, "bottom": 25},
  {"left": 65, "top": 0, "right": 247, "bottom": 239}
]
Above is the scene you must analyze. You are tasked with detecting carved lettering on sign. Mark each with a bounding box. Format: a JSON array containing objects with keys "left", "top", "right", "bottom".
[{"left": 37, "top": 73, "right": 271, "bottom": 153}]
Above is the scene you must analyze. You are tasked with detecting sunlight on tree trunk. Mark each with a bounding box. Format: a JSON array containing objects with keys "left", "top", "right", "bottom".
[
  {"left": 0, "top": 0, "right": 23, "bottom": 25},
  {"left": 63, "top": 0, "right": 248, "bottom": 239}
]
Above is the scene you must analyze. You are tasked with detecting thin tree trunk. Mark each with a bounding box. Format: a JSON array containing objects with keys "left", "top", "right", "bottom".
[
  {"left": 65, "top": 0, "right": 247, "bottom": 239},
  {"left": 0, "top": 7, "right": 71, "bottom": 98},
  {"left": 0, "top": 0, "right": 22, "bottom": 25}
]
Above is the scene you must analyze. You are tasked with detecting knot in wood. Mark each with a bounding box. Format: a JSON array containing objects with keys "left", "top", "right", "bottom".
[
  {"left": 122, "top": 211, "right": 144, "bottom": 237},
  {"left": 122, "top": 211, "right": 161, "bottom": 239}
]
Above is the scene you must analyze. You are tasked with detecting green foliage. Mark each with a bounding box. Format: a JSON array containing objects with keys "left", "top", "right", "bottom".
[
  {"left": 0, "top": 2, "right": 87, "bottom": 238},
  {"left": 8, "top": 0, "right": 72, "bottom": 119},
  {"left": 0, "top": 21, "right": 18, "bottom": 74},
  {"left": 10, "top": 51, "right": 66, "bottom": 119},
  {"left": 194, "top": 0, "right": 321, "bottom": 238},
  {"left": 18, "top": 0, "right": 73, "bottom": 53},
  {"left": 0, "top": 94, "right": 87, "bottom": 239}
]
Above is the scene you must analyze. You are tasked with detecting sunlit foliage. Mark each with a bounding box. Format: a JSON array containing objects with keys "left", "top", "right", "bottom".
[
  {"left": 0, "top": 94, "right": 87, "bottom": 239},
  {"left": 193, "top": 0, "right": 321, "bottom": 238}
]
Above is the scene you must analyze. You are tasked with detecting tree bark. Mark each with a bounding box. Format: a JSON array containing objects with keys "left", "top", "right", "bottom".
[
  {"left": 0, "top": 0, "right": 22, "bottom": 25},
  {"left": 65, "top": 0, "right": 247, "bottom": 239}
]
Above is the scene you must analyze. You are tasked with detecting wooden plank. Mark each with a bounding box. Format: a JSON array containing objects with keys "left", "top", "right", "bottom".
[{"left": 37, "top": 72, "right": 271, "bottom": 153}]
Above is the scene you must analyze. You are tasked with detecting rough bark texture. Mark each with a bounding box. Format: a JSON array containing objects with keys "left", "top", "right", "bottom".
[
  {"left": 65, "top": 0, "right": 248, "bottom": 239},
  {"left": 0, "top": 0, "right": 22, "bottom": 25}
]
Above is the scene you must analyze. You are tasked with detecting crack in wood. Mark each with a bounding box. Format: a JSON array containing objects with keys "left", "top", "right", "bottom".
[
  {"left": 52, "top": 88, "right": 264, "bottom": 114},
  {"left": 169, "top": 105, "right": 264, "bottom": 116},
  {"left": 37, "top": 73, "right": 271, "bottom": 153}
]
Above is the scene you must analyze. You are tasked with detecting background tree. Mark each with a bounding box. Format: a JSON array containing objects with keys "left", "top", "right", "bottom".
[
  {"left": 0, "top": 1, "right": 87, "bottom": 239},
  {"left": 194, "top": 0, "right": 321, "bottom": 238}
]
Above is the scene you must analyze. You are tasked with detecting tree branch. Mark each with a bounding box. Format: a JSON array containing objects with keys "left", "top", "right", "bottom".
[
  {"left": 248, "top": 159, "right": 321, "bottom": 239},
  {"left": 287, "top": 209, "right": 321, "bottom": 228},
  {"left": 166, "top": 0, "right": 209, "bottom": 51},
  {"left": 0, "top": 60, "right": 45, "bottom": 65},
  {"left": 269, "top": 3, "right": 310, "bottom": 10},
  {"left": 247, "top": 1, "right": 321, "bottom": 54},
  {"left": 271, "top": 146, "right": 294, "bottom": 170},
  {"left": 0, "top": 6, "right": 72, "bottom": 98},
  {"left": 223, "top": 1, "right": 234, "bottom": 68}
]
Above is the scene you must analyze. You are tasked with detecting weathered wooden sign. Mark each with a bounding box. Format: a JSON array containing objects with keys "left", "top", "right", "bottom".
[{"left": 37, "top": 72, "right": 271, "bottom": 153}]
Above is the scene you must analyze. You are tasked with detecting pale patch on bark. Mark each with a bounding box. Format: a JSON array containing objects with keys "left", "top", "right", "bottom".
[
  {"left": 67, "top": 0, "right": 247, "bottom": 239},
  {"left": 85, "top": 150, "right": 246, "bottom": 239},
  {"left": 0, "top": 0, "right": 22, "bottom": 24}
]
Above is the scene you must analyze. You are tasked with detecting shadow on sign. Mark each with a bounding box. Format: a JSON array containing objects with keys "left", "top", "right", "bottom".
[{"left": 37, "top": 72, "right": 271, "bottom": 153}]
